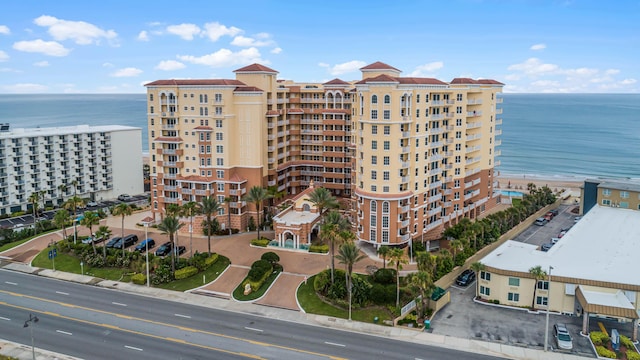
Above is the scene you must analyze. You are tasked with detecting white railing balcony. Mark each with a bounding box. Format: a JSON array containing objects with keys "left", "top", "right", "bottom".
[
  {"left": 496, "top": 108, "right": 503, "bottom": 114},
  {"left": 467, "top": 111, "right": 482, "bottom": 117},
  {"left": 495, "top": 118, "right": 503, "bottom": 125},
  {"left": 401, "top": 147, "right": 410, "bottom": 153},
  {"left": 443, "top": 112, "right": 453, "bottom": 119},
  {"left": 424, "top": 219, "right": 443, "bottom": 232},
  {"left": 267, "top": 146, "right": 275, "bottom": 152},
  {"left": 429, "top": 168, "right": 441, "bottom": 176},
  {"left": 268, "top": 158, "right": 275, "bottom": 164},
  {"left": 430, "top": 127, "right": 444, "bottom": 135},
  {"left": 428, "top": 207, "right": 441, "bottom": 217},
  {"left": 401, "top": 176, "right": 409, "bottom": 183},
  {"left": 446, "top": 100, "right": 455, "bottom": 105},
  {"left": 466, "top": 134, "right": 482, "bottom": 141},
  {"left": 466, "top": 157, "right": 481, "bottom": 165},
  {"left": 495, "top": 160, "right": 501, "bottom": 166},
  {"left": 465, "top": 145, "right": 481, "bottom": 153},
  {"left": 401, "top": 219, "right": 410, "bottom": 227},
  {"left": 399, "top": 233, "right": 411, "bottom": 242},
  {"left": 164, "top": 185, "right": 177, "bottom": 191},
  {"left": 402, "top": 131, "right": 411, "bottom": 138},
  {"left": 431, "top": 114, "right": 443, "bottom": 120},
  {"left": 267, "top": 180, "right": 276, "bottom": 186},
  {"left": 164, "top": 197, "right": 179, "bottom": 204},
  {"left": 472, "top": 178, "right": 481, "bottom": 186},
  {"left": 442, "top": 201, "right": 452, "bottom": 208},
  {"left": 446, "top": 125, "right": 454, "bottom": 131},
  {"left": 467, "top": 168, "right": 481, "bottom": 176},
  {"left": 428, "top": 194, "right": 441, "bottom": 203},
  {"left": 429, "top": 181, "right": 442, "bottom": 190},
  {"left": 267, "top": 123, "right": 275, "bottom": 129},
  {"left": 181, "top": 188, "right": 193, "bottom": 195},
  {"left": 443, "top": 189, "right": 452, "bottom": 195},
  {"left": 465, "top": 181, "right": 473, "bottom": 188},
  {"left": 467, "top": 122, "right": 482, "bottom": 129},
  {"left": 467, "top": 99, "right": 483, "bottom": 105},
  {"left": 444, "top": 151, "right": 453, "bottom": 157},
  {"left": 165, "top": 174, "right": 177, "bottom": 179},
  {"left": 195, "top": 189, "right": 208, "bottom": 195},
  {"left": 428, "top": 141, "right": 443, "bottom": 149},
  {"left": 162, "top": 124, "right": 177, "bottom": 130},
  {"left": 399, "top": 204, "right": 410, "bottom": 213},
  {"left": 400, "top": 161, "right": 410, "bottom": 168},
  {"left": 267, "top": 134, "right": 275, "bottom": 140},
  {"left": 494, "top": 149, "right": 502, "bottom": 156},
  {"left": 495, "top": 129, "right": 502, "bottom": 136},
  {"left": 431, "top": 100, "right": 444, "bottom": 106},
  {"left": 400, "top": 116, "right": 411, "bottom": 122},
  {"left": 494, "top": 139, "right": 502, "bottom": 146}
]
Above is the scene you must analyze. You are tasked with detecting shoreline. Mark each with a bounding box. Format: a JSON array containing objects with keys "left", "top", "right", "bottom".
[{"left": 495, "top": 175, "right": 582, "bottom": 195}]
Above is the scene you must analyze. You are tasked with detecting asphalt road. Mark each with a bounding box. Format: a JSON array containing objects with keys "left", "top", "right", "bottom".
[{"left": 0, "top": 270, "right": 507, "bottom": 360}]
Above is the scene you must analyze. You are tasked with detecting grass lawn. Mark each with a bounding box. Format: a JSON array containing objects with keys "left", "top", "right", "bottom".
[
  {"left": 232, "top": 266, "right": 282, "bottom": 301},
  {"left": 156, "top": 255, "right": 230, "bottom": 291},
  {"left": 31, "top": 248, "right": 130, "bottom": 281},
  {"left": 0, "top": 229, "right": 61, "bottom": 253},
  {"left": 296, "top": 275, "right": 395, "bottom": 324}
]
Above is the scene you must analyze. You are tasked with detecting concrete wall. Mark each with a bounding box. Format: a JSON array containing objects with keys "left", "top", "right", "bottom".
[{"left": 109, "top": 128, "right": 144, "bottom": 199}]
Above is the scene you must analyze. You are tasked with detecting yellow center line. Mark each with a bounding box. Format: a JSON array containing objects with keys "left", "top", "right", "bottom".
[{"left": 0, "top": 290, "right": 348, "bottom": 360}]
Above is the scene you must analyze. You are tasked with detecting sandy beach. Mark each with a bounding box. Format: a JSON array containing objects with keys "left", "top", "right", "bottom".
[{"left": 495, "top": 175, "right": 583, "bottom": 195}]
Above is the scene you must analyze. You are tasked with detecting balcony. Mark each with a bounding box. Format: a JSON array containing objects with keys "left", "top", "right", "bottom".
[
  {"left": 399, "top": 233, "right": 411, "bottom": 242},
  {"left": 495, "top": 118, "right": 503, "bottom": 125},
  {"left": 494, "top": 139, "right": 502, "bottom": 146},
  {"left": 164, "top": 197, "right": 179, "bottom": 204},
  {"left": 428, "top": 194, "right": 441, "bottom": 203},
  {"left": 400, "top": 161, "right": 409, "bottom": 168},
  {"left": 494, "top": 149, "right": 502, "bottom": 156},
  {"left": 230, "top": 188, "right": 247, "bottom": 196},
  {"left": 164, "top": 185, "right": 177, "bottom": 191},
  {"left": 267, "top": 180, "right": 276, "bottom": 186},
  {"left": 398, "top": 204, "right": 410, "bottom": 213},
  {"left": 466, "top": 134, "right": 482, "bottom": 141},
  {"left": 401, "top": 147, "right": 410, "bottom": 153},
  {"left": 230, "top": 201, "right": 247, "bottom": 208},
  {"left": 431, "top": 100, "right": 444, "bottom": 106},
  {"left": 402, "top": 131, "right": 411, "bottom": 138},
  {"left": 161, "top": 124, "right": 177, "bottom": 130},
  {"left": 428, "top": 141, "right": 443, "bottom": 149},
  {"left": 400, "top": 219, "right": 410, "bottom": 227},
  {"left": 495, "top": 129, "right": 502, "bottom": 136},
  {"left": 431, "top": 114, "right": 443, "bottom": 120},
  {"left": 164, "top": 174, "right": 177, "bottom": 179},
  {"left": 195, "top": 189, "right": 208, "bottom": 196},
  {"left": 496, "top": 108, "right": 503, "bottom": 114},
  {"left": 181, "top": 188, "right": 193, "bottom": 195},
  {"left": 467, "top": 122, "right": 482, "bottom": 130},
  {"left": 428, "top": 207, "right": 441, "bottom": 217},
  {"left": 464, "top": 189, "right": 481, "bottom": 200},
  {"left": 466, "top": 157, "right": 481, "bottom": 165},
  {"left": 467, "top": 111, "right": 482, "bottom": 117},
  {"left": 428, "top": 168, "right": 441, "bottom": 176},
  {"left": 429, "top": 181, "right": 442, "bottom": 190},
  {"left": 465, "top": 145, "right": 481, "bottom": 154},
  {"left": 495, "top": 160, "right": 501, "bottom": 166},
  {"left": 467, "top": 99, "right": 483, "bottom": 105}
]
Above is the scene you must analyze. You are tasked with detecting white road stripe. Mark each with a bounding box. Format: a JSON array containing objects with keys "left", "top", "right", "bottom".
[
  {"left": 5, "top": 281, "right": 17, "bottom": 285},
  {"left": 56, "top": 291, "right": 69, "bottom": 295},
  {"left": 124, "top": 345, "right": 143, "bottom": 351},
  {"left": 112, "top": 302, "right": 127, "bottom": 307},
  {"left": 174, "top": 313, "right": 191, "bottom": 319},
  {"left": 56, "top": 330, "right": 73, "bottom": 336},
  {"left": 244, "top": 327, "right": 263, "bottom": 332},
  {"left": 0, "top": 316, "right": 10, "bottom": 321},
  {"left": 324, "top": 341, "right": 346, "bottom": 347}
]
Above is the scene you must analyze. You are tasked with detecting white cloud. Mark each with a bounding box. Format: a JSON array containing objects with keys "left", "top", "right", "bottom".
[
  {"left": 531, "top": 80, "right": 560, "bottom": 87},
  {"left": 2, "top": 83, "right": 48, "bottom": 93},
  {"left": 13, "top": 39, "right": 70, "bottom": 56},
  {"left": 326, "top": 60, "right": 367, "bottom": 76},
  {"left": 563, "top": 67, "right": 598, "bottom": 77},
  {"left": 507, "top": 57, "right": 559, "bottom": 76},
  {"left": 530, "top": 43, "right": 546, "bottom": 51},
  {"left": 408, "top": 61, "right": 444, "bottom": 77},
  {"left": 102, "top": 62, "right": 114, "bottom": 67},
  {"left": 231, "top": 34, "right": 273, "bottom": 47},
  {"left": 33, "top": 61, "right": 49, "bottom": 67},
  {"left": 137, "top": 30, "right": 149, "bottom": 41},
  {"left": 202, "top": 22, "right": 242, "bottom": 42},
  {"left": 34, "top": 15, "right": 117, "bottom": 45},
  {"left": 110, "top": 67, "right": 143, "bottom": 77},
  {"left": 177, "top": 47, "right": 266, "bottom": 68},
  {"left": 270, "top": 47, "right": 282, "bottom": 54},
  {"left": 0, "top": 51, "right": 8, "bottom": 62},
  {"left": 155, "top": 60, "right": 185, "bottom": 71},
  {"left": 605, "top": 69, "right": 620, "bottom": 75},
  {"left": 620, "top": 78, "right": 637, "bottom": 85},
  {"left": 318, "top": 62, "right": 329, "bottom": 68},
  {"left": 166, "top": 23, "right": 201, "bottom": 40},
  {"left": 0, "top": 25, "right": 9, "bottom": 35}
]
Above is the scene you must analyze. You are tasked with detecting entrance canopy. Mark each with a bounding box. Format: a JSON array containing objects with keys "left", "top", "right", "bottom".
[{"left": 576, "top": 285, "right": 638, "bottom": 319}]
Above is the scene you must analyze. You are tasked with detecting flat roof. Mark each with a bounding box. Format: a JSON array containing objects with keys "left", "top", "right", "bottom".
[
  {"left": 274, "top": 210, "right": 319, "bottom": 226},
  {"left": 597, "top": 180, "right": 640, "bottom": 193},
  {"left": 580, "top": 287, "right": 635, "bottom": 310},
  {"left": 481, "top": 205, "right": 640, "bottom": 287},
  {"left": 0, "top": 124, "right": 140, "bottom": 138}
]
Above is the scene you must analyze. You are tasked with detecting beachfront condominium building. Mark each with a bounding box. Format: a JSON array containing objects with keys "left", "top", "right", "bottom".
[
  {"left": 145, "top": 62, "right": 503, "bottom": 242},
  {"left": 581, "top": 178, "right": 640, "bottom": 215},
  {"left": 0, "top": 124, "right": 143, "bottom": 215}
]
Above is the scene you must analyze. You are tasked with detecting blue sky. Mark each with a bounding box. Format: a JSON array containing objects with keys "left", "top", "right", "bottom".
[{"left": 0, "top": 0, "right": 637, "bottom": 93}]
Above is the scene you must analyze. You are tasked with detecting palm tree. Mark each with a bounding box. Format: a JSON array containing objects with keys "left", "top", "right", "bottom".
[
  {"left": 389, "top": 247, "right": 408, "bottom": 307},
  {"left": 53, "top": 209, "right": 71, "bottom": 240},
  {"left": 181, "top": 201, "right": 201, "bottom": 258},
  {"left": 28, "top": 192, "right": 40, "bottom": 233},
  {"left": 242, "top": 186, "right": 272, "bottom": 241},
  {"left": 529, "top": 265, "right": 547, "bottom": 310},
  {"left": 409, "top": 271, "right": 434, "bottom": 320},
  {"left": 321, "top": 210, "right": 350, "bottom": 284},
  {"left": 95, "top": 225, "right": 112, "bottom": 261},
  {"left": 416, "top": 251, "right": 437, "bottom": 277},
  {"left": 165, "top": 203, "right": 182, "bottom": 217},
  {"left": 266, "top": 185, "right": 285, "bottom": 219},
  {"left": 80, "top": 211, "right": 100, "bottom": 254},
  {"left": 200, "top": 196, "right": 221, "bottom": 255},
  {"left": 158, "top": 216, "right": 184, "bottom": 274},
  {"left": 450, "top": 239, "right": 464, "bottom": 259},
  {"left": 111, "top": 203, "right": 132, "bottom": 258},
  {"left": 223, "top": 196, "right": 233, "bottom": 235},
  {"left": 57, "top": 184, "right": 67, "bottom": 206},
  {"left": 308, "top": 187, "right": 338, "bottom": 221},
  {"left": 470, "top": 261, "right": 486, "bottom": 299},
  {"left": 335, "top": 241, "right": 367, "bottom": 321},
  {"left": 71, "top": 179, "right": 79, "bottom": 216},
  {"left": 377, "top": 245, "right": 390, "bottom": 269}
]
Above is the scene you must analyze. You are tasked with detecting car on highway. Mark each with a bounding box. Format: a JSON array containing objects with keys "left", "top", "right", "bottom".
[
  {"left": 155, "top": 241, "right": 173, "bottom": 256},
  {"left": 134, "top": 238, "right": 155, "bottom": 252},
  {"left": 455, "top": 269, "right": 476, "bottom": 286},
  {"left": 554, "top": 323, "right": 573, "bottom": 350}
]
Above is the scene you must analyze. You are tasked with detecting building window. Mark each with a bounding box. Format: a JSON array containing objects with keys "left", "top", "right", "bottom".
[
  {"left": 537, "top": 281, "right": 549, "bottom": 290},
  {"left": 216, "top": 119, "right": 223, "bottom": 128},
  {"left": 372, "top": 125, "right": 378, "bottom": 135},
  {"left": 383, "top": 141, "right": 390, "bottom": 150},
  {"left": 371, "top": 155, "right": 377, "bottom": 165},
  {"left": 602, "top": 188, "right": 611, "bottom": 196},
  {"left": 383, "top": 156, "right": 390, "bottom": 165},
  {"left": 382, "top": 201, "right": 389, "bottom": 213},
  {"left": 383, "top": 186, "right": 389, "bottom": 192},
  {"left": 620, "top": 191, "right": 629, "bottom": 198},
  {"left": 384, "top": 125, "right": 390, "bottom": 135},
  {"left": 480, "top": 271, "right": 491, "bottom": 281},
  {"left": 371, "top": 110, "right": 378, "bottom": 120},
  {"left": 371, "top": 200, "right": 377, "bottom": 212},
  {"left": 216, "top": 133, "right": 223, "bottom": 141},
  {"left": 216, "top": 145, "right": 223, "bottom": 153},
  {"left": 216, "top": 170, "right": 224, "bottom": 178},
  {"left": 383, "top": 110, "right": 390, "bottom": 120},
  {"left": 536, "top": 296, "right": 548, "bottom": 306},
  {"left": 508, "top": 277, "right": 520, "bottom": 286},
  {"left": 382, "top": 216, "right": 389, "bottom": 228},
  {"left": 150, "top": 106, "right": 154, "bottom": 114},
  {"left": 508, "top": 293, "right": 520, "bottom": 302},
  {"left": 371, "top": 185, "right": 376, "bottom": 192},
  {"left": 372, "top": 140, "right": 377, "bottom": 150},
  {"left": 371, "top": 95, "right": 378, "bottom": 104},
  {"left": 370, "top": 214, "right": 377, "bottom": 226},
  {"left": 216, "top": 158, "right": 223, "bottom": 166},
  {"left": 602, "top": 199, "right": 611, "bottom": 206},
  {"left": 370, "top": 229, "right": 376, "bottom": 242},
  {"left": 384, "top": 95, "right": 390, "bottom": 104},
  {"left": 383, "top": 171, "right": 390, "bottom": 180},
  {"left": 480, "top": 286, "right": 490, "bottom": 296},
  {"left": 371, "top": 171, "right": 377, "bottom": 180}
]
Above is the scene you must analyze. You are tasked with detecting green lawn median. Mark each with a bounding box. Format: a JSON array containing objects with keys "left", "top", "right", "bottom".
[{"left": 157, "top": 256, "right": 230, "bottom": 291}]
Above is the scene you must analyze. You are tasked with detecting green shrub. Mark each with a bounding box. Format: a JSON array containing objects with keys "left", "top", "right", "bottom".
[
  {"left": 248, "top": 260, "right": 272, "bottom": 282},
  {"left": 308, "top": 244, "right": 329, "bottom": 253},
  {"left": 243, "top": 265, "right": 272, "bottom": 291},
  {"left": 627, "top": 352, "right": 640, "bottom": 360},
  {"left": 313, "top": 270, "right": 331, "bottom": 294},
  {"left": 493, "top": 299, "right": 500, "bottom": 304},
  {"left": 372, "top": 268, "right": 396, "bottom": 284},
  {"left": 590, "top": 331, "right": 609, "bottom": 346},
  {"left": 174, "top": 266, "right": 199, "bottom": 280},
  {"left": 370, "top": 283, "right": 396, "bottom": 305},
  {"left": 204, "top": 253, "right": 218, "bottom": 268},
  {"left": 621, "top": 335, "right": 636, "bottom": 350},
  {"left": 150, "top": 264, "right": 173, "bottom": 285},
  {"left": 595, "top": 345, "right": 616, "bottom": 359},
  {"left": 131, "top": 273, "right": 146, "bottom": 285},
  {"left": 261, "top": 251, "right": 280, "bottom": 265},
  {"left": 250, "top": 238, "right": 269, "bottom": 247}
]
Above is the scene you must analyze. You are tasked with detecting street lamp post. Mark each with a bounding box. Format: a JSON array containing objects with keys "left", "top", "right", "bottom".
[
  {"left": 144, "top": 221, "right": 150, "bottom": 287},
  {"left": 23, "top": 313, "right": 39, "bottom": 360},
  {"left": 73, "top": 218, "right": 78, "bottom": 245},
  {"left": 544, "top": 265, "right": 554, "bottom": 352}
]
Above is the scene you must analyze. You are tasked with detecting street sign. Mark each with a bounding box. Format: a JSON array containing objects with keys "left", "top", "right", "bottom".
[
  {"left": 48, "top": 249, "right": 57, "bottom": 259},
  {"left": 48, "top": 250, "right": 52, "bottom": 259}
]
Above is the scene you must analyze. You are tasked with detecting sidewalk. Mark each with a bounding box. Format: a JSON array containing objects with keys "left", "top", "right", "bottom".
[{"left": 1, "top": 261, "right": 589, "bottom": 360}]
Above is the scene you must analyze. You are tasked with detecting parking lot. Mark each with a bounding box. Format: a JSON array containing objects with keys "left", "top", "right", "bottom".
[{"left": 431, "top": 204, "right": 603, "bottom": 357}]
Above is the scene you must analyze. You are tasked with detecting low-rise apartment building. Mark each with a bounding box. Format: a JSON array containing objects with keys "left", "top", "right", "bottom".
[{"left": 581, "top": 178, "right": 640, "bottom": 214}]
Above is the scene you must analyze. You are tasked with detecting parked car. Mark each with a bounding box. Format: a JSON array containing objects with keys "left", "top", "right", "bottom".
[
  {"left": 174, "top": 246, "right": 187, "bottom": 256},
  {"left": 455, "top": 269, "right": 476, "bottom": 286},
  {"left": 118, "top": 194, "right": 132, "bottom": 201},
  {"left": 549, "top": 209, "right": 559, "bottom": 216},
  {"left": 574, "top": 216, "right": 582, "bottom": 223},
  {"left": 105, "top": 237, "right": 122, "bottom": 248},
  {"left": 134, "top": 238, "right": 155, "bottom": 252},
  {"left": 155, "top": 241, "right": 173, "bottom": 256},
  {"left": 558, "top": 230, "right": 567, "bottom": 238},
  {"left": 86, "top": 201, "right": 99, "bottom": 207},
  {"left": 551, "top": 237, "right": 561, "bottom": 244},
  {"left": 535, "top": 217, "right": 547, "bottom": 226},
  {"left": 554, "top": 323, "right": 573, "bottom": 350},
  {"left": 81, "top": 236, "right": 96, "bottom": 245},
  {"left": 544, "top": 212, "right": 554, "bottom": 221},
  {"left": 114, "top": 234, "right": 138, "bottom": 249},
  {"left": 541, "top": 243, "right": 554, "bottom": 252}
]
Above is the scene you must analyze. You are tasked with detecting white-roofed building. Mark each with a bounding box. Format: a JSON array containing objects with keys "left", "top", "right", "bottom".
[
  {"left": 0, "top": 124, "right": 143, "bottom": 215},
  {"left": 478, "top": 205, "right": 640, "bottom": 340}
]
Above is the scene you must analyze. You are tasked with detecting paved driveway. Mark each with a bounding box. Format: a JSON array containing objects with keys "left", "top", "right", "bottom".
[{"left": 255, "top": 273, "right": 305, "bottom": 311}]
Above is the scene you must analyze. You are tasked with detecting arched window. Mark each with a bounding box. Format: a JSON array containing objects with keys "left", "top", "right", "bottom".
[
  {"left": 384, "top": 95, "right": 390, "bottom": 104},
  {"left": 382, "top": 201, "right": 390, "bottom": 214},
  {"left": 370, "top": 200, "right": 377, "bottom": 212},
  {"left": 302, "top": 203, "right": 311, "bottom": 212},
  {"left": 371, "top": 95, "right": 378, "bottom": 104}
]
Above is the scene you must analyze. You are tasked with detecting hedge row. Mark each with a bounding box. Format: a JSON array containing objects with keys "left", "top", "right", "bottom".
[
  {"left": 244, "top": 259, "right": 273, "bottom": 291},
  {"left": 250, "top": 239, "right": 270, "bottom": 247},
  {"left": 309, "top": 244, "right": 328, "bottom": 253},
  {"left": 175, "top": 266, "right": 199, "bottom": 280}
]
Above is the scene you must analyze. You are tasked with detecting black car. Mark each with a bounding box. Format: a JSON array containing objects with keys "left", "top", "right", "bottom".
[
  {"left": 155, "top": 242, "right": 173, "bottom": 256},
  {"left": 174, "top": 246, "right": 186, "bottom": 256},
  {"left": 455, "top": 269, "right": 476, "bottom": 286},
  {"left": 134, "top": 238, "right": 155, "bottom": 252},
  {"left": 105, "top": 237, "right": 122, "bottom": 248},
  {"left": 114, "top": 234, "right": 138, "bottom": 249},
  {"left": 550, "top": 209, "right": 559, "bottom": 216}
]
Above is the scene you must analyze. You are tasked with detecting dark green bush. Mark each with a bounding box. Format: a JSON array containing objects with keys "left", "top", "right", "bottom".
[
  {"left": 250, "top": 239, "right": 269, "bottom": 247},
  {"left": 372, "top": 268, "right": 396, "bottom": 284},
  {"left": 150, "top": 264, "right": 173, "bottom": 284},
  {"left": 248, "top": 260, "right": 272, "bottom": 282},
  {"left": 261, "top": 252, "right": 280, "bottom": 265},
  {"left": 370, "top": 283, "right": 396, "bottom": 305}
]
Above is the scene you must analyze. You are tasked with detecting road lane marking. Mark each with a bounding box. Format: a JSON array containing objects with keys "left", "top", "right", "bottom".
[
  {"left": 56, "top": 291, "right": 69, "bottom": 295},
  {"left": 324, "top": 341, "right": 346, "bottom": 347},
  {"left": 244, "top": 327, "right": 263, "bottom": 332},
  {"left": 124, "top": 345, "right": 143, "bottom": 351},
  {"left": 5, "top": 282, "right": 17, "bottom": 285},
  {"left": 174, "top": 313, "right": 191, "bottom": 319},
  {"left": 0, "top": 316, "right": 10, "bottom": 321},
  {"left": 56, "top": 330, "right": 73, "bottom": 336},
  {"left": 0, "top": 291, "right": 347, "bottom": 360},
  {"left": 111, "top": 302, "right": 127, "bottom": 307}
]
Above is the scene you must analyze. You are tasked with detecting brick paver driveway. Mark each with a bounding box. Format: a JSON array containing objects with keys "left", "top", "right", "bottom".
[{"left": 255, "top": 273, "right": 305, "bottom": 310}]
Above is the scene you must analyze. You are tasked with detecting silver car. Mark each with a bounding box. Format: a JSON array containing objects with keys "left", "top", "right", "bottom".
[{"left": 554, "top": 323, "right": 573, "bottom": 350}]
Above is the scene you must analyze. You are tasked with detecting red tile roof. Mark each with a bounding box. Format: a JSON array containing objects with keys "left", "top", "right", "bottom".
[
  {"left": 229, "top": 174, "right": 247, "bottom": 183},
  {"left": 154, "top": 136, "right": 183, "bottom": 142},
  {"left": 450, "top": 78, "right": 504, "bottom": 85},
  {"left": 288, "top": 108, "right": 304, "bottom": 114},
  {"left": 477, "top": 79, "right": 505, "bottom": 85},
  {"left": 194, "top": 126, "right": 213, "bottom": 131},
  {"left": 360, "top": 61, "right": 401, "bottom": 72},
  {"left": 145, "top": 79, "right": 244, "bottom": 86},
  {"left": 233, "top": 63, "right": 278, "bottom": 73},
  {"left": 180, "top": 175, "right": 216, "bottom": 184},
  {"left": 355, "top": 74, "right": 400, "bottom": 84},
  {"left": 398, "top": 77, "right": 448, "bottom": 85},
  {"left": 234, "top": 86, "right": 263, "bottom": 92},
  {"left": 323, "top": 78, "right": 350, "bottom": 85},
  {"left": 266, "top": 110, "right": 280, "bottom": 116}
]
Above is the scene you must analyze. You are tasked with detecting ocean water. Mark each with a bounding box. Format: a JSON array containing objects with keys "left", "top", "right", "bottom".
[{"left": 0, "top": 93, "right": 638, "bottom": 180}]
